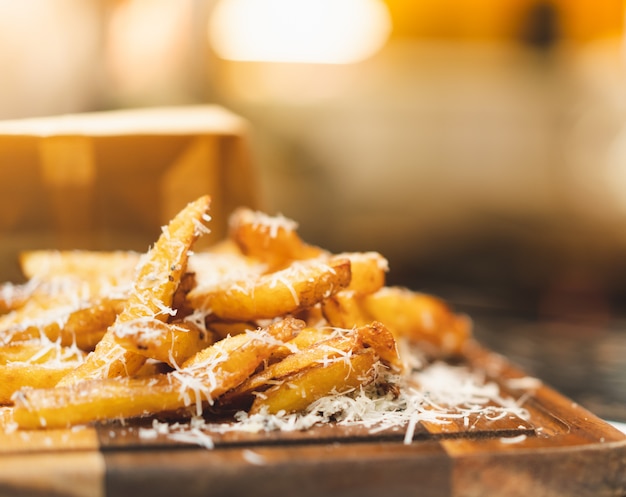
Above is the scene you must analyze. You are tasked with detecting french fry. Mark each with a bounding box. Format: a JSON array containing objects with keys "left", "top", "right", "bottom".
[
  {"left": 0, "top": 339, "right": 85, "bottom": 403},
  {"left": 250, "top": 349, "right": 378, "bottom": 415},
  {"left": 0, "top": 341, "right": 85, "bottom": 365},
  {"left": 322, "top": 287, "right": 471, "bottom": 357},
  {"left": 1, "top": 298, "right": 125, "bottom": 351},
  {"left": 0, "top": 256, "right": 131, "bottom": 348},
  {"left": 360, "top": 287, "right": 472, "bottom": 357},
  {"left": 321, "top": 291, "right": 370, "bottom": 330},
  {"left": 286, "top": 326, "right": 335, "bottom": 351},
  {"left": 188, "top": 256, "right": 352, "bottom": 321},
  {"left": 222, "top": 327, "right": 364, "bottom": 405},
  {"left": 291, "top": 302, "right": 327, "bottom": 326},
  {"left": 338, "top": 252, "right": 388, "bottom": 295},
  {"left": 259, "top": 325, "right": 336, "bottom": 367},
  {"left": 19, "top": 249, "right": 140, "bottom": 285},
  {"left": 207, "top": 320, "right": 257, "bottom": 339},
  {"left": 12, "top": 317, "right": 303, "bottom": 429},
  {"left": 228, "top": 207, "right": 324, "bottom": 271},
  {"left": 187, "top": 250, "right": 267, "bottom": 294},
  {"left": 0, "top": 282, "right": 33, "bottom": 314},
  {"left": 14, "top": 374, "right": 185, "bottom": 428},
  {"left": 0, "top": 291, "right": 82, "bottom": 336},
  {"left": 358, "top": 321, "right": 403, "bottom": 373},
  {"left": 0, "top": 198, "right": 473, "bottom": 435},
  {"left": 13, "top": 252, "right": 138, "bottom": 322},
  {"left": 223, "top": 321, "right": 401, "bottom": 408},
  {"left": 57, "top": 195, "right": 211, "bottom": 386},
  {"left": 0, "top": 362, "right": 83, "bottom": 404},
  {"left": 111, "top": 319, "right": 216, "bottom": 367},
  {"left": 180, "top": 316, "right": 302, "bottom": 372}
]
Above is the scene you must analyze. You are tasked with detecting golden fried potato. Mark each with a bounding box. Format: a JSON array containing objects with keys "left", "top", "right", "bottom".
[
  {"left": 323, "top": 286, "right": 471, "bottom": 357},
  {"left": 222, "top": 327, "right": 364, "bottom": 405},
  {"left": 180, "top": 316, "right": 302, "bottom": 372},
  {"left": 286, "top": 326, "right": 335, "bottom": 351},
  {"left": 0, "top": 290, "right": 82, "bottom": 336},
  {"left": 259, "top": 325, "right": 336, "bottom": 367},
  {"left": 19, "top": 249, "right": 140, "bottom": 285},
  {"left": 338, "top": 251, "right": 388, "bottom": 295},
  {"left": 14, "top": 251, "right": 139, "bottom": 318},
  {"left": 228, "top": 207, "right": 324, "bottom": 271},
  {"left": 57, "top": 195, "right": 211, "bottom": 386},
  {"left": 111, "top": 319, "right": 215, "bottom": 368},
  {"left": 0, "top": 197, "right": 474, "bottom": 432},
  {"left": 361, "top": 287, "right": 471, "bottom": 356},
  {"left": 0, "top": 361, "right": 83, "bottom": 404},
  {"left": 13, "top": 374, "right": 184, "bottom": 428},
  {"left": 207, "top": 320, "right": 257, "bottom": 339},
  {"left": 0, "top": 341, "right": 85, "bottom": 365},
  {"left": 223, "top": 321, "right": 400, "bottom": 409},
  {"left": 358, "top": 321, "right": 403, "bottom": 373},
  {"left": 321, "top": 291, "right": 369, "bottom": 329},
  {"left": 0, "top": 282, "right": 33, "bottom": 314},
  {"left": 188, "top": 250, "right": 267, "bottom": 291},
  {"left": 250, "top": 350, "right": 377, "bottom": 415},
  {"left": 188, "top": 256, "right": 352, "bottom": 321},
  {"left": 0, "top": 339, "right": 86, "bottom": 403},
  {"left": 12, "top": 317, "right": 303, "bottom": 429},
  {"left": 1, "top": 298, "right": 125, "bottom": 351}
]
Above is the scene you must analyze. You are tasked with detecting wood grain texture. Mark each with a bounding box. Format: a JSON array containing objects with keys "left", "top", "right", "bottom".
[
  {"left": 103, "top": 441, "right": 452, "bottom": 497},
  {"left": 1, "top": 344, "right": 624, "bottom": 497},
  {"left": 0, "top": 426, "right": 99, "bottom": 455},
  {"left": 0, "top": 452, "right": 104, "bottom": 497}
]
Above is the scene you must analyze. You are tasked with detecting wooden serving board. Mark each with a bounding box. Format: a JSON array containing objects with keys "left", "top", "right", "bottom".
[{"left": 1, "top": 342, "right": 625, "bottom": 497}]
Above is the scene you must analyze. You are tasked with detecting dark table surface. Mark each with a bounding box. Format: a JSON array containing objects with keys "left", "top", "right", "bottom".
[{"left": 468, "top": 307, "right": 626, "bottom": 424}]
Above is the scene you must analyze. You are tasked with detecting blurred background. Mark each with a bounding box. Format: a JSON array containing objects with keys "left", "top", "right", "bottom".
[{"left": 1, "top": 0, "right": 626, "bottom": 421}]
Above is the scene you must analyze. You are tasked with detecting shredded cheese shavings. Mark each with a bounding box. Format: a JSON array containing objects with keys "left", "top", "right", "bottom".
[
  {"left": 236, "top": 209, "right": 299, "bottom": 238},
  {"left": 131, "top": 360, "right": 531, "bottom": 449}
]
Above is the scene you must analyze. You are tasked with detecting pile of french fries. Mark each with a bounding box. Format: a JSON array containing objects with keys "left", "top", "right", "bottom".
[{"left": 0, "top": 195, "right": 471, "bottom": 431}]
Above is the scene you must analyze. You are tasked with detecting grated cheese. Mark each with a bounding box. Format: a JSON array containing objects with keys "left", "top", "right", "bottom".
[
  {"left": 188, "top": 252, "right": 267, "bottom": 294},
  {"left": 499, "top": 434, "right": 528, "bottom": 444},
  {"left": 242, "top": 449, "right": 266, "bottom": 465},
  {"left": 505, "top": 377, "right": 542, "bottom": 391},
  {"left": 193, "top": 216, "right": 212, "bottom": 237},
  {"left": 130, "top": 359, "right": 532, "bottom": 450},
  {"left": 235, "top": 209, "right": 299, "bottom": 238}
]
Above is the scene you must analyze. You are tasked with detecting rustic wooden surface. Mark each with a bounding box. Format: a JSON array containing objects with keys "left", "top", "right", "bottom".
[{"left": 1, "top": 342, "right": 625, "bottom": 497}]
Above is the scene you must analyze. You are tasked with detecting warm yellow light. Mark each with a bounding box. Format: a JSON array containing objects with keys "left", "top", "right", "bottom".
[
  {"left": 208, "top": 0, "right": 392, "bottom": 64},
  {"left": 105, "top": 0, "right": 193, "bottom": 102}
]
